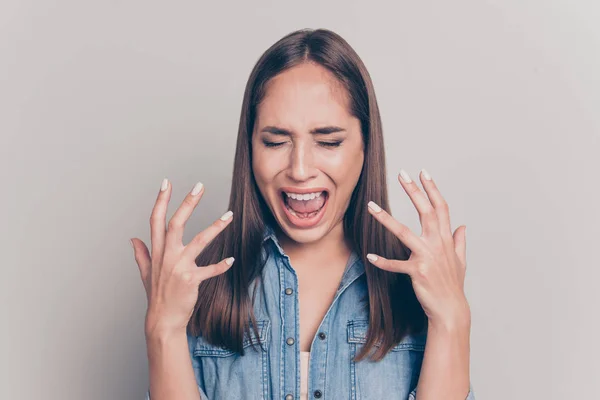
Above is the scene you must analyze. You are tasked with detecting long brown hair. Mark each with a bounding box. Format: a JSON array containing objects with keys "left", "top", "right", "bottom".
[{"left": 189, "top": 28, "right": 426, "bottom": 362}]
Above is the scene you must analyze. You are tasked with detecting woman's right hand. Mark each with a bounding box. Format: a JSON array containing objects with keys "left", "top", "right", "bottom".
[{"left": 130, "top": 178, "right": 234, "bottom": 338}]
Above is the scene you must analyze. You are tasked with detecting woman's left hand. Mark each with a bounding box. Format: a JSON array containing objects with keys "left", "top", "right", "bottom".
[{"left": 366, "top": 168, "right": 471, "bottom": 329}]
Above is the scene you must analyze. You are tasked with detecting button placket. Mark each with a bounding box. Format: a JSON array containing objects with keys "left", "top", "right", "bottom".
[
  {"left": 280, "top": 256, "right": 298, "bottom": 400},
  {"left": 309, "top": 314, "right": 329, "bottom": 400}
]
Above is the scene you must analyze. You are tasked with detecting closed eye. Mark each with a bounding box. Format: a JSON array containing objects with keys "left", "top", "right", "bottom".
[
  {"left": 262, "top": 140, "right": 343, "bottom": 148},
  {"left": 319, "top": 141, "right": 342, "bottom": 148},
  {"left": 262, "top": 140, "right": 286, "bottom": 148}
]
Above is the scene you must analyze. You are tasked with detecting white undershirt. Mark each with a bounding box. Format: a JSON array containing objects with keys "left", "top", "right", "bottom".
[{"left": 300, "top": 351, "right": 310, "bottom": 400}]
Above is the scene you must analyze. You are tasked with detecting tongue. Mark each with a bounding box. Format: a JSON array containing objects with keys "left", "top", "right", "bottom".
[{"left": 287, "top": 195, "right": 326, "bottom": 213}]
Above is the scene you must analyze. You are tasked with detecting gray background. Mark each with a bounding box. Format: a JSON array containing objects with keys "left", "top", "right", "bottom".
[{"left": 1, "top": 0, "right": 598, "bottom": 399}]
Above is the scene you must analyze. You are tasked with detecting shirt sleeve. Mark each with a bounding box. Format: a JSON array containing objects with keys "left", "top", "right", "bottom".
[
  {"left": 408, "top": 382, "right": 476, "bottom": 400},
  {"left": 144, "top": 331, "right": 210, "bottom": 400}
]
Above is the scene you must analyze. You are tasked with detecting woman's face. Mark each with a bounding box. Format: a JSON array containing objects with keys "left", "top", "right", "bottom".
[{"left": 252, "top": 62, "right": 365, "bottom": 244}]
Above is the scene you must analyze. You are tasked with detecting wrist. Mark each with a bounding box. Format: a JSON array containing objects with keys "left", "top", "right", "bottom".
[
  {"left": 144, "top": 312, "right": 188, "bottom": 341},
  {"left": 145, "top": 327, "right": 189, "bottom": 367},
  {"left": 429, "top": 299, "right": 471, "bottom": 333},
  {"left": 145, "top": 325, "right": 187, "bottom": 346}
]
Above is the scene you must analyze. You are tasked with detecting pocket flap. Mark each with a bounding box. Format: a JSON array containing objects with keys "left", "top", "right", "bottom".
[
  {"left": 347, "top": 320, "right": 426, "bottom": 351},
  {"left": 194, "top": 319, "right": 271, "bottom": 357}
]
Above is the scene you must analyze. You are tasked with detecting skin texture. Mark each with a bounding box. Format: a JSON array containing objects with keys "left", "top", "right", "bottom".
[
  {"left": 251, "top": 62, "right": 364, "bottom": 252},
  {"left": 251, "top": 61, "right": 472, "bottom": 397},
  {"left": 366, "top": 170, "right": 472, "bottom": 399},
  {"left": 132, "top": 179, "right": 236, "bottom": 400},
  {"left": 133, "top": 61, "right": 472, "bottom": 400},
  {"left": 251, "top": 62, "right": 366, "bottom": 352}
]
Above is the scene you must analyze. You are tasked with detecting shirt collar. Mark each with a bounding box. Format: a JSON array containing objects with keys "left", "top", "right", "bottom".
[
  {"left": 262, "top": 223, "right": 286, "bottom": 257},
  {"left": 261, "top": 222, "right": 365, "bottom": 285}
]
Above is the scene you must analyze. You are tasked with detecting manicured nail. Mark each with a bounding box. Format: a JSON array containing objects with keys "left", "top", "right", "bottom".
[
  {"left": 421, "top": 169, "right": 432, "bottom": 181},
  {"left": 367, "top": 254, "right": 378, "bottom": 262},
  {"left": 220, "top": 210, "right": 233, "bottom": 221},
  {"left": 225, "top": 257, "right": 235, "bottom": 266},
  {"left": 367, "top": 201, "right": 382, "bottom": 213},
  {"left": 399, "top": 169, "right": 412, "bottom": 183},
  {"left": 160, "top": 178, "right": 169, "bottom": 191},
  {"left": 191, "top": 181, "right": 204, "bottom": 196}
]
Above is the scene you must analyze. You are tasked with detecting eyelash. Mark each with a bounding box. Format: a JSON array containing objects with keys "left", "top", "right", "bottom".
[{"left": 263, "top": 141, "right": 342, "bottom": 148}]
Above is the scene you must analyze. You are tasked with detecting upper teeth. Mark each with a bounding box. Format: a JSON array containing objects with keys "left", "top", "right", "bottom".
[{"left": 285, "top": 191, "right": 323, "bottom": 200}]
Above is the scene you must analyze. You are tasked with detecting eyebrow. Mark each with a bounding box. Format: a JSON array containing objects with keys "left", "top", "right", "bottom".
[{"left": 259, "top": 125, "right": 346, "bottom": 136}]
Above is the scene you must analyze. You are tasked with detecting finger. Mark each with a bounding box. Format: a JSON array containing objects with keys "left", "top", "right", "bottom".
[
  {"left": 367, "top": 201, "right": 428, "bottom": 255},
  {"left": 366, "top": 253, "right": 414, "bottom": 276},
  {"left": 131, "top": 238, "right": 151, "bottom": 279},
  {"left": 149, "top": 178, "right": 171, "bottom": 283},
  {"left": 182, "top": 210, "right": 234, "bottom": 261},
  {"left": 453, "top": 225, "right": 467, "bottom": 269},
  {"left": 165, "top": 181, "right": 205, "bottom": 249},
  {"left": 397, "top": 169, "right": 440, "bottom": 237},
  {"left": 131, "top": 238, "right": 151, "bottom": 298},
  {"left": 193, "top": 257, "right": 235, "bottom": 283},
  {"left": 419, "top": 169, "right": 454, "bottom": 242}
]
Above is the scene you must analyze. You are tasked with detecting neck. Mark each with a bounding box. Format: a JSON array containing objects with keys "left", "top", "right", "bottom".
[{"left": 276, "top": 220, "right": 352, "bottom": 269}]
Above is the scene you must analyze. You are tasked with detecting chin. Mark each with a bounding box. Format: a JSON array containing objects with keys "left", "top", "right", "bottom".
[{"left": 277, "top": 221, "right": 330, "bottom": 244}]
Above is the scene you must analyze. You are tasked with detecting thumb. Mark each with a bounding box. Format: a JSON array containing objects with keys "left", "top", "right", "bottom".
[
  {"left": 453, "top": 225, "right": 467, "bottom": 269},
  {"left": 131, "top": 238, "right": 151, "bottom": 284}
]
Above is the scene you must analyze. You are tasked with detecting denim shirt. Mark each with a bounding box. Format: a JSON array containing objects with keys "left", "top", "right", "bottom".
[{"left": 146, "top": 224, "right": 475, "bottom": 399}]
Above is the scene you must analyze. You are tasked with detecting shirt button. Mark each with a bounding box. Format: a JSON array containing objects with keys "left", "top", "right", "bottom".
[
  {"left": 285, "top": 394, "right": 294, "bottom": 400},
  {"left": 318, "top": 332, "right": 326, "bottom": 340},
  {"left": 286, "top": 337, "right": 295, "bottom": 345},
  {"left": 285, "top": 288, "right": 293, "bottom": 295},
  {"left": 313, "top": 390, "right": 322, "bottom": 398}
]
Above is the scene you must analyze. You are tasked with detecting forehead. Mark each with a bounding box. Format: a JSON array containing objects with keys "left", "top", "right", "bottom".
[{"left": 255, "top": 62, "right": 353, "bottom": 129}]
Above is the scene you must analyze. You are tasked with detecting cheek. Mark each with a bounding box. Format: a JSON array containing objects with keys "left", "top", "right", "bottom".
[
  {"left": 326, "top": 151, "right": 358, "bottom": 168},
  {"left": 251, "top": 148, "right": 266, "bottom": 185},
  {"left": 319, "top": 148, "right": 364, "bottom": 186},
  {"left": 252, "top": 148, "right": 282, "bottom": 186}
]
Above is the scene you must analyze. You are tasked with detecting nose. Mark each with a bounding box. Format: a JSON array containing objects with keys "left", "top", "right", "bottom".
[{"left": 286, "top": 141, "right": 318, "bottom": 182}]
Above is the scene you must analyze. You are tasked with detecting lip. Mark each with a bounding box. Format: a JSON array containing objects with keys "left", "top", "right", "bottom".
[{"left": 278, "top": 187, "right": 329, "bottom": 229}]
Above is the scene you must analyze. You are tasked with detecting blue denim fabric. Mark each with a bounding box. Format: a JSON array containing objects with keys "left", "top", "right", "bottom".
[{"left": 146, "top": 224, "right": 475, "bottom": 399}]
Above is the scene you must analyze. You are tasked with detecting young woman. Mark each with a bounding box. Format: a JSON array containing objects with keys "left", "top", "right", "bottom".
[{"left": 132, "top": 28, "right": 476, "bottom": 400}]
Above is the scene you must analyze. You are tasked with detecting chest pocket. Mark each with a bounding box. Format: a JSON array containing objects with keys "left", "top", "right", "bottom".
[
  {"left": 193, "top": 320, "right": 271, "bottom": 400},
  {"left": 347, "top": 320, "right": 426, "bottom": 400}
]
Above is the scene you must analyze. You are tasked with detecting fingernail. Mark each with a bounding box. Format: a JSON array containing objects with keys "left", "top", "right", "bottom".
[
  {"left": 160, "top": 178, "right": 169, "bottom": 191},
  {"left": 220, "top": 210, "right": 233, "bottom": 221},
  {"left": 191, "top": 181, "right": 204, "bottom": 196},
  {"left": 225, "top": 257, "right": 235, "bottom": 266},
  {"left": 367, "top": 201, "right": 382, "bottom": 213},
  {"left": 399, "top": 169, "right": 412, "bottom": 183},
  {"left": 421, "top": 169, "right": 432, "bottom": 181},
  {"left": 367, "top": 254, "right": 378, "bottom": 262},
  {"left": 129, "top": 239, "right": 134, "bottom": 249}
]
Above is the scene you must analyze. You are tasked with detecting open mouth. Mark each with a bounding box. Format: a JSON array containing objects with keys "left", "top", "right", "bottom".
[{"left": 279, "top": 189, "right": 329, "bottom": 228}]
